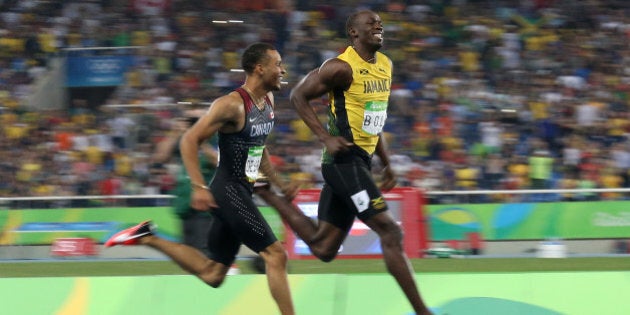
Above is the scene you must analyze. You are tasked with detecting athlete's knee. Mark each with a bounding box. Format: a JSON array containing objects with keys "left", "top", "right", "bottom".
[
  {"left": 203, "top": 275, "right": 225, "bottom": 288},
  {"left": 261, "top": 242, "right": 289, "bottom": 269},
  {"left": 314, "top": 251, "right": 337, "bottom": 263},
  {"left": 197, "top": 262, "right": 227, "bottom": 288},
  {"left": 376, "top": 220, "right": 404, "bottom": 249},
  {"left": 305, "top": 229, "right": 344, "bottom": 262},
  {"left": 267, "top": 250, "right": 288, "bottom": 268},
  {"left": 310, "top": 244, "right": 339, "bottom": 263}
]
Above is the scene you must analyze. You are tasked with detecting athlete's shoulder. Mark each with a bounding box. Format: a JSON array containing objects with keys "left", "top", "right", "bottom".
[
  {"left": 215, "top": 91, "right": 244, "bottom": 108},
  {"left": 321, "top": 56, "right": 350, "bottom": 68},
  {"left": 206, "top": 91, "right": 245, "bottom": 118},
  {"left": 375, "top": 51, "right": 392, "bottom": 66},
  {"left": 319, "top": 58, "right": 353, "bottom": 87},
  {"left": 376, "top": 50, "right": 391, "bottom": 60}
]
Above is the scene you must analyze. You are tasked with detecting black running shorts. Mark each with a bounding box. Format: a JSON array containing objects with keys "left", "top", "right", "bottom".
[
  {"left": 318, "top": 152, "right": 388, "bottom": 232},
  {"left": 182, "top": 211, "right": 212, "bottom": 257},
  {"left": 207, "top": 180, "right": 277, "bottom": 265}
]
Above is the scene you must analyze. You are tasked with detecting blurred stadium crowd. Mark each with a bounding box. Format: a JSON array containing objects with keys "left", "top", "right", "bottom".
[{"left": 2, "top": 0, "right": 630, "bottom": 204}]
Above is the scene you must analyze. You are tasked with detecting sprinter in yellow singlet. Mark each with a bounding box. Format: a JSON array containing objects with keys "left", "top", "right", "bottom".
[{"left": 258, "top": 9, "right": 433, "bottom": 315}]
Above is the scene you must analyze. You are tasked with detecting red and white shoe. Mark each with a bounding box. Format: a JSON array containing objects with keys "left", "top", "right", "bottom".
[{"left": 105, "top": 220, "right": 155, "bottom": 247}]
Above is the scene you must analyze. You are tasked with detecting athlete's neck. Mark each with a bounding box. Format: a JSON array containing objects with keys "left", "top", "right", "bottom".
[
  {"left": 351, "top": 46, "right": 377, "bottom": 63},
  {"left": 241, "top": 84, "right": 266, "bottom": 109}
]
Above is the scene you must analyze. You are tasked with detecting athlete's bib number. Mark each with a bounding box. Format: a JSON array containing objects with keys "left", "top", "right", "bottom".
[
  {"left": 245, "top": 146, "right": 264, "bottom": 182},
  {"left": 362, "top": 101, "right": 388, "bottom": 135}
]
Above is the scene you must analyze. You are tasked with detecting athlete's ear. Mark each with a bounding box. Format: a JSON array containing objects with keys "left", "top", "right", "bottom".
[
  {"left": 254, "top": 63, "right": 263, "bottom": 75},
  {"left": 348, "top": 26, "right": 358, "bottom": 39}
]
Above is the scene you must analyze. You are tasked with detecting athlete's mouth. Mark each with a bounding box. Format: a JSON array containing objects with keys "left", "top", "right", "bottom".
[{"left": 373, "top": 33, "right": 383, "bottom": 40}]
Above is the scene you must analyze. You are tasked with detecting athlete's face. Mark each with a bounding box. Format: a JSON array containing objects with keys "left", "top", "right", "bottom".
[
  {"left": 260, "top": 49, "right": 286, "bottom": 91},
  {"left": 351, "top": 12, "right": 384, "bottom": 49}
]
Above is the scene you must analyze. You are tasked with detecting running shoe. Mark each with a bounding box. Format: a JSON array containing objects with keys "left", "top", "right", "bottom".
[{"left": 104, "top": 220, "right": 155, "bottom": 247}]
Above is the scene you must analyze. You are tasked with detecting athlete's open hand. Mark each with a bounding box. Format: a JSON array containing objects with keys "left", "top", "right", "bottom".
[
  {"left": 380, "top": 166, "right": 396, "bottom": 191},
  {"left": 322, "top": 136, "right": 353, "bottom": 156},
  {"left": 191, "top": 189, "right": 218, "bottom": 211}
]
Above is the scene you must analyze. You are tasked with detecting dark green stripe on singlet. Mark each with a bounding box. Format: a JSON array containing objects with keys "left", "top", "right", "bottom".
[
  {"left": 323, "top": 87, "right": 354, "bottom": 164},
  {"left": 331, "top": 87, "right": 353, "bottom": 141}
]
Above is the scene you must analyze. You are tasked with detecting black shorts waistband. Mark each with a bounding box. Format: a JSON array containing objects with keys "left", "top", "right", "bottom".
[{"left": 331, "top": 146, "right": 372, "bottom": 166}]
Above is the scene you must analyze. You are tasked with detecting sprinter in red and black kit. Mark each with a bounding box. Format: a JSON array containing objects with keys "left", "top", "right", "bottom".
[
  {"left": 207, "top": 86, "right": 276, "bottom": 264},
  {"left": 104, "top": 43, "right": 296, "bottom": 315}
]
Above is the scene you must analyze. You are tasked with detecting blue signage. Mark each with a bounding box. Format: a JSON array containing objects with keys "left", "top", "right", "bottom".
[
  {"left": 66, "top": 55, "right": 135, "bottom": 87},
  {"left": 16, "top": 221, "right": 118, "bottom": 232}
]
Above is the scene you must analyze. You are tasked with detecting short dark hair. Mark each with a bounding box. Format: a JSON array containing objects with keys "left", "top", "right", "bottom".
[{"left": 241, "top": 42, "right": 276, "bottom": 74}]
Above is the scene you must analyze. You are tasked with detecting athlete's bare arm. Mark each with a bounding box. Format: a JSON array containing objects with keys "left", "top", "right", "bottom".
[
  {"left": 180, "top": 92, "right": 245, "bottom": 210},
  {"left": 290, "top": 59, "right": 354, "bottom": 156}
]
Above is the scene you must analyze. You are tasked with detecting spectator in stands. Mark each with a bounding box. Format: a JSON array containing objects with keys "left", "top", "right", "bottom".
[
  {"left": 577, "top": 170, "right": 599, "bottom": 201},
  {"left": 3, "top": 0, "right": 630, "bottom": 203},
  {"left": 528, "top": 148, "right": 554, "bottom": 190},
  {"left": 107, "top": 113, "right": 135, "bottom": 149},
  {"left": 482, "top": 153, "right": 506, "bottom": 190}
]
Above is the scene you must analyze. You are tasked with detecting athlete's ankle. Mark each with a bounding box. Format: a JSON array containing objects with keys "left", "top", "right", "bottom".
[{"left": 139, "top": 235, "right": 155, "bottom": 245}]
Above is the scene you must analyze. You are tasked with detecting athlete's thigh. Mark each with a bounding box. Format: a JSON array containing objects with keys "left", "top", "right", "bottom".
[
  {"left": 321, "top": 161, "right": 388, "bottom": 222},
  {"left": 213, "top": 182, "right": 277, "bottom": 253},
  {"left": 205, "top": 213, "right": 241, "bottom": 266},
  {"left": 181, "top": 212, "right": 212, "bottom": 255},
  {"left": 318, "top": 183, "right": 355, "bottom": 233}
]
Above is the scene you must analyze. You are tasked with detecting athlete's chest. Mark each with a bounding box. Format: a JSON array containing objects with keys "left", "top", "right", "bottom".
[
  {"left": 242, "top": 105, "right": 275, "bottom": 138},
  {"left": 348, "top": 64, "right": 392, "bottom": 99}
]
